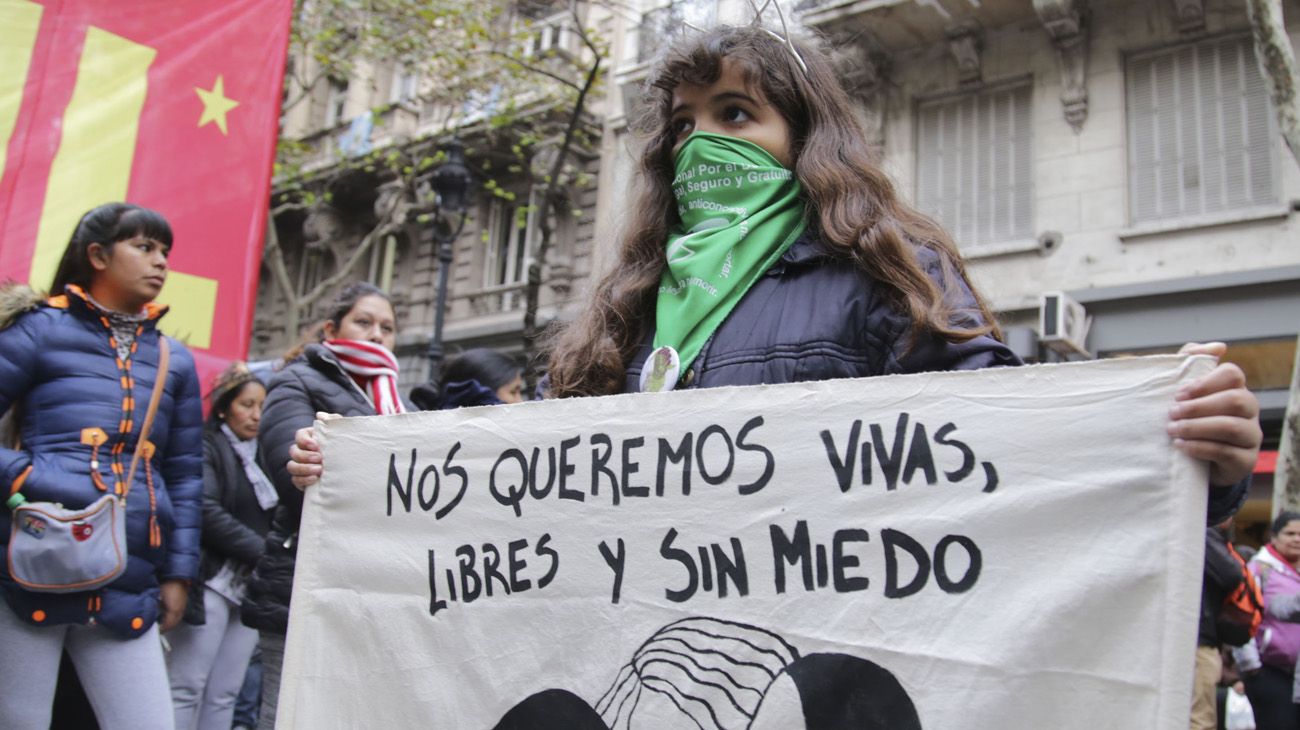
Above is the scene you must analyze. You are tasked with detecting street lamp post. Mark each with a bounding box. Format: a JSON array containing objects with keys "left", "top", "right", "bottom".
[{"left": 426, "top": 139, "right": 473, "bottom": 381}]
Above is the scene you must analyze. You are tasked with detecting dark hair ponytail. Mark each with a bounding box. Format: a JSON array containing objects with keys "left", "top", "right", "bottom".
[
  {"left": 282, "top": 281, "right": 394, "bottom": 361},
  {"left": 324, "top": 282, "right": 389, "bottom": 331},
  {"left": 409, "top": 348, "right": 521, "bottom": 410},
  {"left": 441, "top": 349, "right": 521, "bottom": 392},
  {"left": 50, "top": 203, "right": 173, "bottom": 293},
  {"left": 1273, "top": 511, "right": 1300, "bottom": 536}
]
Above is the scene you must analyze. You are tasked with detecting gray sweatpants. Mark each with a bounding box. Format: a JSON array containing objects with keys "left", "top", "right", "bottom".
[
  {"left": 0, "top": 599, "right": 174, "bottom": 729},
  {"left": 166, "top": 588, "right": 259, "bottom": 730}
]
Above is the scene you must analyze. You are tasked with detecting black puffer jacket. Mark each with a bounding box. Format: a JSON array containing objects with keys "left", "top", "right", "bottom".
[
  {"left": 185, "top": 429, "right": 275, "bottom": 625},
  {"left": 242, "top": 345, "right": 377, "bottom": 634},
  {"left": 624, "top": 234, "right": 1019, "bottom": 391},
  {"left": 622, "top": 233, "right": 1248, "bottom": 523},
  {"left": 1200, "top": 526, "right": 1245, "bottom": 647}
]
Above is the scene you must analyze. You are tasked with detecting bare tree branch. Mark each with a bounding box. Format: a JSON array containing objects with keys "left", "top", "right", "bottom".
[
  {"left": 1246, "top": 0, "right": 1300, "bottom": 163},
  {"left": 281, "top": 68, "right": 331, "bottom": 115},
  {"left": 271, "top": 201, "right": 311, "bottom": 217},
  {"left": 262, "top": 214, "right": 302, "bottom": 338},
  {"left": 297, "top": 193, "right": 406, "bottom": 309},
  {"left": 486, "top": 50, "right": 584, "bottom": 91},
  {"left": 521, "top": 9, "right": 604, "bottom": 385}
]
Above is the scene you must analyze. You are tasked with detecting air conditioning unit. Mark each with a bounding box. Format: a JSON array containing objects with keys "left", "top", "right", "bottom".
[{"left": 1039, "top": 291, "right": 1091, "bottom": 357}]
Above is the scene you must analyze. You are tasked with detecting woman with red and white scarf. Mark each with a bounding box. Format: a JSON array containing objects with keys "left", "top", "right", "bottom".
[{"left": 241, "top": 282, "right": 407, "bottom": 730}]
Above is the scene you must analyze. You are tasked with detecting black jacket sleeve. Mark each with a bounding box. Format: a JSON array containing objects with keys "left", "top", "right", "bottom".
[
  {"left": 1203, "top": 528, "right": 1244, "bottom": 593},
  {"left": 201, "top": 435, "right": 265, "bottom": 565},
  {"left": 258, "top": 366, "right": 315, "bottom": 514},
  {"left": 1207, "top": 476, "right": 1250, "bottom": 526},
  {"left": 886, "top": 247, "right": 1021, "bottom": 375}
]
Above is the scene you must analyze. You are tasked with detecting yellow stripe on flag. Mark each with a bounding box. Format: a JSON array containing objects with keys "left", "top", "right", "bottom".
[
  {"left": 0, "top": 0, "right": 43, "bottom": 177},
  {"left": 156, "top": 270, "right": 217, "bottom": 349},
  {"left": 29, "top": 26, "right": 155, "bottom": 291}
]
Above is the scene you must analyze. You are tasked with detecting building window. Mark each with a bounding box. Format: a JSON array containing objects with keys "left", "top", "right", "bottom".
[
  {"left": 324, "top": 78, "right": 348, "bottom": 128},
  {"left": 636, "top": 0, "right": 716, "bottom": 64},
  {"left": 389, "top": 65, "right": 417, "bottom": 104},
  {"left": 1126, "top": 35, "right": 1277, "bottom": 224},
  {"left": 520, "top": 12, "right": 577, "bottom": 59},
  {"left": 483, "top": 190, "right": 539, "bottom": 310},
  {"left": 461, "top": 84, "right": 503, "bottom": 125},
  {"left": 915, "top": 82, "right": 1034, "bottom": 248}
]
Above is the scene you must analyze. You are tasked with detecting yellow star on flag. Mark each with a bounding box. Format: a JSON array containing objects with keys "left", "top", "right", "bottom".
[{"left": 195, "top": 75, "right": 239, "bottom": 135}]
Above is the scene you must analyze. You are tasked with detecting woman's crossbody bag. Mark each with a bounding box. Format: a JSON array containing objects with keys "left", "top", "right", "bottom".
[{"left": 6, "top": 339, "right": 169, "bottom": 593}]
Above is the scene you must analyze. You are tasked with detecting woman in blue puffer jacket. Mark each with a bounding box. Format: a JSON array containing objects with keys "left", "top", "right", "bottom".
[{"left": 0, "top": 202, "right": 204, "bottom": 729}]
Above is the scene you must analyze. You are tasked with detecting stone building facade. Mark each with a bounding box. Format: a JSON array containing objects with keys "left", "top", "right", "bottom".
[
  {"left": 250, "top": 0, "right": 1298, "bottom": 519},
  {"left": 603, "top": 0, "right": 1299, "bottom": 522},
  {"left": 247, "top": 2, "right": 613, "bottom": 391}
]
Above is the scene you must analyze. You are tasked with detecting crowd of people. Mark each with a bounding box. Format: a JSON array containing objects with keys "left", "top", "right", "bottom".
[{"left": 0, "top": 21, "right": 1269, "bottom": 730}]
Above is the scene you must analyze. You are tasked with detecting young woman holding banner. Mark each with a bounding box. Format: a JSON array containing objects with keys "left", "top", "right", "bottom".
[
  {"left": 242, "top": 281, "right": 406, "bottom": 730},
  {"left": 289, "top": 25, "right": 1260, "bottom": 520},
  {"left": 279, "top": 27, "right": 1260, "bottom": 730},
  {"left": 548, "top": 25, "right": 1258, "bottom": 517},
  {"left": 0, "top": 202, "right": 204, "bottom": 728}
]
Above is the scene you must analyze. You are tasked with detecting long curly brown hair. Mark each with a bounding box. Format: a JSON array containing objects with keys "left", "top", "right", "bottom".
[{"left": 547, "top": 26, "right": 1000, "bottom": 397}]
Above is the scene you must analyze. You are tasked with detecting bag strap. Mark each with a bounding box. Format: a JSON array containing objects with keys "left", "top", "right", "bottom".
[{"left": 123, "top": 337, "right": 169, "bottom": 498}]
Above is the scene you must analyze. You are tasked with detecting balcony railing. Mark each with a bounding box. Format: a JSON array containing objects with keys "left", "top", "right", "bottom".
[
  {"left": 452, "top": 281, "right": 531, "bottom": 317},
  {"left": 292, "top": 103, "right": 420, "bottom": 172}
]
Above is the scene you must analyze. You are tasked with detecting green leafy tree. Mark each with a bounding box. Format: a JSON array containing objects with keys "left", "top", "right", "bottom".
[{"left": 263, "top": 0, "right": 608, "bottom": 373}]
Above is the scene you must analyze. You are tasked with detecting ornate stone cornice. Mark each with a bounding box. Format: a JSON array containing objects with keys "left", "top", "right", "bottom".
[
  {"left": 946, "top": 22, "right": 984, "bottom": 85},
  {"left": 1033, "top": 0, "right": 1090, "bottom": 133},
  {"left": 1171, "top": 0, "right": 1205, "bottom": 34},
  {"left": 828, "top": 38, "right": 892, "bottom": 151}
]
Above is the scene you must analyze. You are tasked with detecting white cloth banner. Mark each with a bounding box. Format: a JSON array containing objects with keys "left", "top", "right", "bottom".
[{"left": 279, "top": 355, "right": 1212, "bottom": 729}]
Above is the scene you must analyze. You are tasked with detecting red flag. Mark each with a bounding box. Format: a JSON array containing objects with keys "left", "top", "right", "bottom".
[{"left": 0, "top": 0, "right": 293, "bottom": 389}]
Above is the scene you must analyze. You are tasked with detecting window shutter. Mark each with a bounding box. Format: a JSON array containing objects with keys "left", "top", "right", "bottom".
[
  {"left": 1126, "top": 35, "right": 1276, "bottom": 223},
  {"left": 1010, "top": 85, "right": 1034, "bottom": 240},
  {"left": 1197, "top": 40, "right": 1224, "bottom": 213},
  {"left": 917, "top": 104, "right": 941, "bottom": 232},
  {"left": 1240, "top": 39, "right": 1276, "bottom": 207},
  {"left": 484, "top": 199, "right": 505, "bottom": 288},
  {"left": 916, "top": 82, "right": 1034, "bottom": 247},
  {"left": 1156, "top": 50, "right": 1181, "bottom": 219},
  {"left": 1128, "top": 58, "right": 1155, "bottom": 222}
]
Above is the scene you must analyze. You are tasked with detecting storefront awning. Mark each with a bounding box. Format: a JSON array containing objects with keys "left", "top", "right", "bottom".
[{"left": 1257, "top": 450, "right": 1279, "bottom": 474}]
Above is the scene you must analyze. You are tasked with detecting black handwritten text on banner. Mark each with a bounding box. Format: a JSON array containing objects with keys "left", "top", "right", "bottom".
[{"left": 279, "top": 356, "right": 1210, "bottom": 729}]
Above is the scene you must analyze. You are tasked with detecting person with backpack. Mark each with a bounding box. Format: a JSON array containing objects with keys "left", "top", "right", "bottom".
[
  {"left": 1197, "top": 520, "right": 1264, "bottom": 729},
  {"left": 1242, "top": 512, "right": 1300, "bottom": 729}
]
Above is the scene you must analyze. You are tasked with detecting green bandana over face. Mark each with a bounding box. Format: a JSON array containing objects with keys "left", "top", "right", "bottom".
[{"left": 653, "top": 132, "right": 806, "bottom": 379}]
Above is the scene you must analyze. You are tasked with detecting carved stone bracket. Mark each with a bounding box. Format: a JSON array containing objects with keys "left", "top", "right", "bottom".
[
  {"left": 945, "top": 22, "right": 983, "bottom": 85},
  {"left": 1170, "top": 0, "right": 1205, "bottom": 34},
  {"left": 1033, "top": 0, "right": 1090, "bottom": 133},
  {"left": 547, "top": 260, "right": 575, "bottom": 298},
  {"left": 828, "top": 38, "right": 892, "bottom": 151}
]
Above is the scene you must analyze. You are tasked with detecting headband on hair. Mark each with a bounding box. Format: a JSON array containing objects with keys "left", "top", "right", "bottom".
[
  {"left": 208, "top": 362, "right": 258, "bottom": 405},
  {"left": 679, "top": 3, "right": 809, "bottom": 76},
  {"left": 749, "top": 0, "right": 809, "bottom": 75}
]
